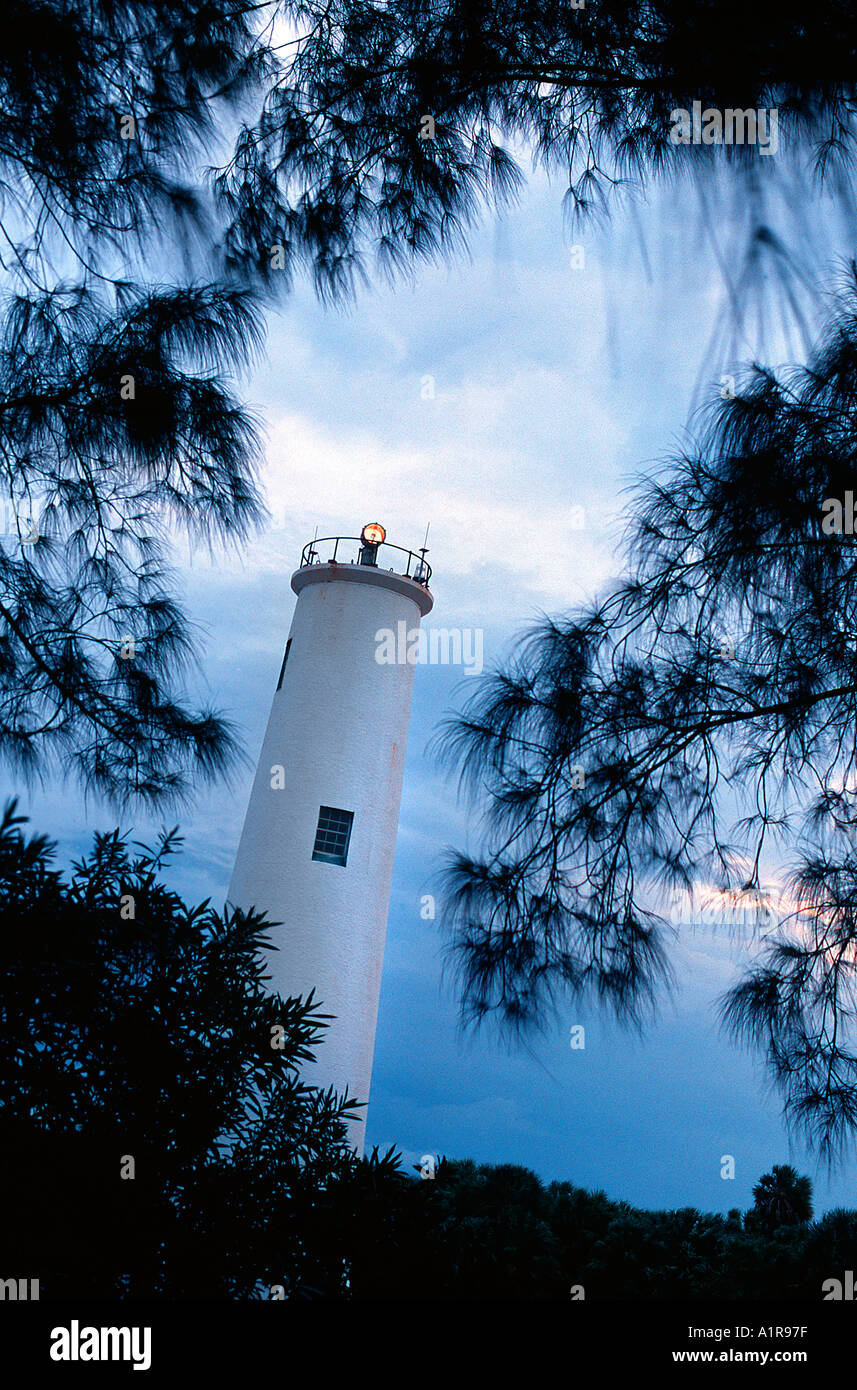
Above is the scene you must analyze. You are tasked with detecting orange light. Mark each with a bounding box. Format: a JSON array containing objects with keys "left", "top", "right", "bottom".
[{"left": 361, "top": 522, "right": 386, "bottom": 545}]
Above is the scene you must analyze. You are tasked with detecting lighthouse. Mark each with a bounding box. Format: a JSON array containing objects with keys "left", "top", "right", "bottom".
[{"left": 228, "top": 524, "right": 433, "bottom": 1152}]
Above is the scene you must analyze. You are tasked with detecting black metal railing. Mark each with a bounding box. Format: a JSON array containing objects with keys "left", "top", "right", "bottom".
[{"left": 299, "top": 535, "right": 432, "bottom": 585}]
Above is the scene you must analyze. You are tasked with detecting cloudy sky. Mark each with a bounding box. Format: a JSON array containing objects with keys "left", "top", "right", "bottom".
[{"left": 19, "top": 160, "right": 857, "bottom": 1213}]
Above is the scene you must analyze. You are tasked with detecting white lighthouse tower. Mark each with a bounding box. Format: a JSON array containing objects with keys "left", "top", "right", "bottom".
[{"left": 228, "top": 523, "right": 433, "bottom": 1152}]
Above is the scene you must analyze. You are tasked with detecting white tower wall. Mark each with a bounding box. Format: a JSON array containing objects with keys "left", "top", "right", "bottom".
[{"left": 228, "top": 555, "right": 432, "bottom": 1152}]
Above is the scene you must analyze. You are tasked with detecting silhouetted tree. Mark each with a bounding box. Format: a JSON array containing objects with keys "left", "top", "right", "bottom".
[
  {"left": 219, "top": 0, "right": 857, "bottom": 348},
  {"left": 0, "top": 1, "right": 277, "bottom": 802},
  {"left": 802, "top": 1206, "right": 857, "bottom": 1280},
  {"left": 0, "top": 800, "right": 392, "bottom": 1297},
  {"left": 440, "top": 266, "right": 857, "bottom": 1158},
  {"left": 749, "top": 1165, "right": 814, "bottom": 1233},
  {"left": 5, "top": 2, "right": 857, "bottom": 801}
]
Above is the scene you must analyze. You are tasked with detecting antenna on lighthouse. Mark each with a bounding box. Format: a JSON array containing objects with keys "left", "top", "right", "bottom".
[{"left": 415, "top": 521, "right": 430, "bottom": 583}]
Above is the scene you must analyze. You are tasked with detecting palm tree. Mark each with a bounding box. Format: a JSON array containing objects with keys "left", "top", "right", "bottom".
[{"left": 750, "top": 1166, "right": 814, "bottom": 1231}]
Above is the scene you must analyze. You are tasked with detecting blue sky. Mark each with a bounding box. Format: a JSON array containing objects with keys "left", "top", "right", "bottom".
[{"left": 17, "top": 164, "right": 857, "bottom": 1214}]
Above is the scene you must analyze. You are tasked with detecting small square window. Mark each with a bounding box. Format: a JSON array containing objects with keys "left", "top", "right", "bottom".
[{"left": 312, "top": 806, "right": 354, "bottom": 867}]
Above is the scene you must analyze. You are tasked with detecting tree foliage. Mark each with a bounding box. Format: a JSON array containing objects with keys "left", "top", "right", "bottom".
[
  {"left": 749, "top": 1165, "right": 814, "bottom": 1232},
  {"left": 0, "top": 792, "right": 834, "bottom": 1304},
  {"left": 4, "top": 1, "right": 857, "bottom": 800},
  {"left": 0, "top": 800, "right": 383, "bottom": 1297},
  {"left": 219, "top": 0, "right": 857, "bottom": 339},
  {"left": 0, "top": 1, "right": 272, "bottom": 802},
  {"left": 439, "top": 266, "right": 857, "bottom": 1159},
  {"left": 0, "top": 284, "right": 267, "bottom": 803},
  {"left": 345, "top": 1156, "right": 840, "bottom": 1299}
]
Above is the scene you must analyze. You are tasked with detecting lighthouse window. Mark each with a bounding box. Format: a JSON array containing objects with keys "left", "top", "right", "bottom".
[
  {"left": 276, "top": 639, "right": 292, "bottom": 691},
  {"left": 312, "top": 806, "right": 354, "bottom": 866}
]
